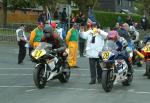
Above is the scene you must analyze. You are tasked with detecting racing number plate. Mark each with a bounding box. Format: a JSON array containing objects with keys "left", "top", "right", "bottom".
[
  {"left": 144, "top": 46, "right": 150, "bottom": 52},
  {"left": 32, "top": 49, "right": 46, "bottom": 59},
  {"left": 102, "top": 51, "right": 111, "bottom": 61}
]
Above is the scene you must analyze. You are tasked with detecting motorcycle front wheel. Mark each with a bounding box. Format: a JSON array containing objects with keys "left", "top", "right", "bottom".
[
  {"left": 33, "top": 64, "right": 47, "bottom": 89},
  {"left": 146, "top": 61, "right": 150, "bottom": 79},
  {"left": 58, "top": 62, "right": 70, "bottom": 83},
  {"left": 101, "top": 70, "right": 114, "bottom": 92}
]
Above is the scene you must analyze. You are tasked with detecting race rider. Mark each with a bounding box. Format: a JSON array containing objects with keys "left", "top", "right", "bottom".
[
  {"left": 129, "top": 26, "right": 139, "bottom": 43},
  {"left": 42, "top": 23, "right": 67, "bottom": 64},
  {"left": 107, "top": 30, "right": 133, "bottom": 75}
]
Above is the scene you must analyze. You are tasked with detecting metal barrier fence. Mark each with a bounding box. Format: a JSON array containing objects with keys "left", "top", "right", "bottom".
[
  {"left": 0, "top": 28, "right": 16, "bottom": 44},
  {"left": 0, "top": 22, "right": 111, "bottom": 44}
]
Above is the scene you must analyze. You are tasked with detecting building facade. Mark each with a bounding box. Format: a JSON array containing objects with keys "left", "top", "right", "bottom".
[{"left": 98, "top": 0, "right": 134, "bottom": 12}]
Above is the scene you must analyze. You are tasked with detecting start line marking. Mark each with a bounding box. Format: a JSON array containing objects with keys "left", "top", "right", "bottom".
[
  {"left": 0, "top": 85, "right": 150, "bottom": 95},
  {"left": 0, "top": 68, "right": 145, "bottom": 72}
]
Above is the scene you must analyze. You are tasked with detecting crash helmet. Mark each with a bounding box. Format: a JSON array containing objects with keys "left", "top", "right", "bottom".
[
  {"left": 129, "top": 26, "right": 136, "bottom": 34},
  {"left": 122, "top": 39, "right": 128, "bottom": 48},
  {"left": 43, "top": 24, "right": 53, "bottom": 37},
  {"left": 107, "top": 30, "right": 119, "bottom": 41}
]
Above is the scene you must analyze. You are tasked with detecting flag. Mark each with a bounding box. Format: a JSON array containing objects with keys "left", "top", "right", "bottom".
[{"left": 87, "top": 7, "right": 96, "bottom": 24}]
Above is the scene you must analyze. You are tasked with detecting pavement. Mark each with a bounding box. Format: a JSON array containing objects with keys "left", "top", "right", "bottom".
[{"left": 0, "top": 43, "right": 150, "bottom": 103}]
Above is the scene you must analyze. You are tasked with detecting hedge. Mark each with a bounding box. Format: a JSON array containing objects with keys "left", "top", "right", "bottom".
[{"left": 94, "top": 11, "right": 142, "bottom": 28}]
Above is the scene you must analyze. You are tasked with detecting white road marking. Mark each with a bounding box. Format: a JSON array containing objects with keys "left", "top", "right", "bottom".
[
  {"left": 0, "top": 73, "right": 90, "bottom": 77},
  {"left": 0, "top": 68, "right": 33, "bottom": 70},
  {"left": 26, "top": 89, "right": 37, "bottom": 92},
  {"left": 0, "top": 85, "right": 97, "bottom": 91},
  {"left": 0, "top": 68, "right": 145, "bottom": 72},
  {"left": 128, "top": 89, "right": 150, "bottom": 95},
  {"left": 0, "top": 86, "right": 34, "bottom": 88},
  {"left": 0, "top": 73, "right": 146, "bottom": 79},
  {"left": 0, "top": 74, "right": 32, "bottom": 76},
  {"left": 50, "top": 87, "right": 97, "bottom": 91},
  {"left": 0, "top": 85, "right": 150, "bottom": 95}
]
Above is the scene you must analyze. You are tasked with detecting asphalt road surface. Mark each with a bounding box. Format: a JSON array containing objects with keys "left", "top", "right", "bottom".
[{"left": 0, "top": 44, "right": 150, "bottom": 103}]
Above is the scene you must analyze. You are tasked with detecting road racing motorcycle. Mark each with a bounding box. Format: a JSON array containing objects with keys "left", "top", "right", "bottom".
[
  {"left": 141, "top": 41, "right": 150, "bottom": 79},
  {"left": 31, "top": 42, "right": 70, "bottom": 89},
  {"left": 99, "top": 40, "right": 133, "bottom": 92}
]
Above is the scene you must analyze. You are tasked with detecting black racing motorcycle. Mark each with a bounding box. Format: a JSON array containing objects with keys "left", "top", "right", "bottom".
[{"left": 31, "top": 42, "right": 70, "bottom": 89}]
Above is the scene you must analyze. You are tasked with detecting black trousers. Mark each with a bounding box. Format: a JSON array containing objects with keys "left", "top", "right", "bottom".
[
  {"left": 18, "top": 41, "right": 26, "bottom": 64},
  {"left": 89, "top": 58, "right": 102, "bottom": 81},
  {"left": 29, "top": 46, "right": 33, "bottom": 58},
  {"left": 79, "top": 41, "right": 85, "bottom": 57}
]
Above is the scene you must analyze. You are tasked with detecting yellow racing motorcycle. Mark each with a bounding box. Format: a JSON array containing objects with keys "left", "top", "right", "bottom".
[{"left": 141, "top": 42, "right": 150, "bottom": 78}]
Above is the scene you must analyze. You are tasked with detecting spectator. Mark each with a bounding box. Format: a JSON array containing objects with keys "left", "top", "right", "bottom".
[
  {"left": 81, "top": 14, "right": 87, "bottom": 27},
  {"left": 29, "top": 22, "right": 44, "bottom": 48},
  {"left": 66, "top": 23, "right": 79, "bottom": 68},
  {"left": 38, "top": 11, "right": 47, "bottom": 23},
  {"left": 76, "top": 14, "right": 82, "bottom": 24},
  {"left": 56, "top": 22, "right": 64, "bottom": 39},
  {"left": 117, "top": 16, "right": 122, "bottom": 24},
  {"left": 126, "top": 15, "right": 133, "bottom": 26},
  {"left": 62, "top": 8, "right": 67, "bottom": 23},
  {"left": 80, "top": 23, "right": 108, "bottom": 84},
  {"left": 141, "top": 15, "right": 148, "bottom": 31},
  {"left": 53, "top": 8, "right": 59, "bottom": 20},
  {"left": 16, "top": 24, "right": 27, "bottom": 64}
]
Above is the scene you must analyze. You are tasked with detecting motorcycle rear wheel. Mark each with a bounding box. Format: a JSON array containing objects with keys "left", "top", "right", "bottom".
[
  {"left": 33, "top": 65, "right": 47, "bottom": 89},
  {"left": 101, "top": 70, "right": 113, "bottom": 92},
  {"left": 58, "top": 62, "right": 70, "bottom": 83},
  {"left": 122, "top": 73, "right": 133, "bottom": 86},
  {"left": 146, "top": 61, "right": 150, "bottom": 79}
]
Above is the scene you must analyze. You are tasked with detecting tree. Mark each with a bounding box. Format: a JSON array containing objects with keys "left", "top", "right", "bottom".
[
  {"left": 135, "top": 0, "right": 150, "bottom": 15},
  {"left": 72, "top": 0, "right": 98, "bottom": 13},
  {"left": 2, "top": 0, "right": 8, "bottom": 27}
]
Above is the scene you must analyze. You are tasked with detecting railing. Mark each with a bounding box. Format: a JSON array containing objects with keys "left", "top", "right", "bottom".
[{"left": 0, "top": 28, "right": 16, "bottom": 44}]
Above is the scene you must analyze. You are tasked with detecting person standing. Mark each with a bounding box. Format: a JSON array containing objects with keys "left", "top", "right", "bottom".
[
  {"left": 141, "top": 15, "right": 148, "bottom": 31},
  {"left": 53, "top": 8, "right": 59, "bottom": 20},
  {"left": 61, "top": 8, "right": 67, "bottom": 23},
  {"left": 29, "top": 22, "right": 44, "bottom": 48},
  {"left": 117, "top": 16, "right": 122, "bottom": 24},
  {"left": 16, "top": 24, "right": 27, "bottom": 64},
  {"left": 66, "top": 23, "right": 79, "bottom": 68},
  {"left": 126, "top": 15, "right": 133, "bottom": 26},
  {"left": 80, "top": 24, "right": 108, "bottom": 84},
  {"left": 56, "top": 22, "right": 64, "bottom": 39}
]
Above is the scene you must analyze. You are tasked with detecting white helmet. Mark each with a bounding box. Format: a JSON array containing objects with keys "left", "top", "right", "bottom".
[{"left": 129, "top": 26, "right": 136, "bottom": 32}]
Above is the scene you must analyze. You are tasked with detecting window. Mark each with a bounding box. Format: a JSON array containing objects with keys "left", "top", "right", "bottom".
[
  {"left": 128, "top": 1, "right": 133, "bottom": 7},
  {"left": 117, "top": 0, "right": 122, "bottom": 6}
]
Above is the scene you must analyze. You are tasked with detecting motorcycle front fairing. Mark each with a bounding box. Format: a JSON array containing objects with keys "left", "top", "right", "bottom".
[{"left": 99, "top": 40, "right": 118, "bottom": 70}]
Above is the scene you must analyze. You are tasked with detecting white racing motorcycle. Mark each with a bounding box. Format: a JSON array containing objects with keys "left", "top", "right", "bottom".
[
  {"left": 31, "top": 42, "right": 70, "bottom": 89},
  {"left": 99, "top": 41, "right": 133, "bottom": 92}
]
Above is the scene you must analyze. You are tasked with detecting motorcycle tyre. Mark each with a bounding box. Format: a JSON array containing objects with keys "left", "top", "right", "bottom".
[
  {"left": 122, "top": 73, "right": 133, "bottom": 86},
  {"left": 58, "top": 62, "right": 70, "bottom": 83},
  {"left": 146, "top": 61, "right": 150, "bottom": 79},
  {"left": 101, "top": 70, "right": 113, "bottom": 92},
  {"left": 33, "top": 65, "right": 47, "bottom": 89}
]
